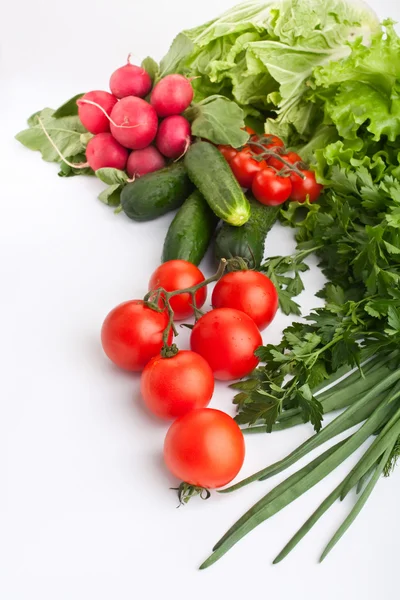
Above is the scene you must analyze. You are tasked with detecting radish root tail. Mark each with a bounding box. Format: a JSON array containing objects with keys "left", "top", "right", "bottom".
[{"left": 77, "top": 99, "right": 144, "bottom": 129}]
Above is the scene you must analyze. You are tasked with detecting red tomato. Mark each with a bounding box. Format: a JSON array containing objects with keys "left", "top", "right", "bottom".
[
  {"left": 164, "top": 408, "right": 245, "bottom": 488},
  {"left": 190, "top": 307, "right": 262, "bottom": 380},
  {"left": 217, "top": 145, "right": 238, "bottom": 163},
  {"left": 252, "top": 167, "right": 292, "bottom": 206},
  {"left": 290, "top": 169, "right": 323, "bottom": 203},
  {"left": 141, "top": 350, "right": 214, "bottom": 420},
  {"left": 212, "top": 271, "right": 279, "bottom": 330},
  {"left": 243, "top": 126, "right": 256, "bottom": 135},
  {"left": 101, "top": 300, "right": 172, "bottom": 371},
  {"left": 230, "top": 148, "right": 266, "bottom": 189},
  {"left": 148, "top": 260, "right": 206, "bottom": 321},
  {"left": 250, "top": 134, "right": 285, "bottom": 155},
  {"left": 268, "top": 151, "right": 302, "bottom": 171}
]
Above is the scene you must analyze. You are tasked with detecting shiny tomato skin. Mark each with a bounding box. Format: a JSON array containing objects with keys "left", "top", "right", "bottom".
[
  {"left": 212, "top": 271, "right": 279, "bottom": 330},
  {"left": 230, "top": 149, "right": 266, "bottom": 189},
  {"left": 148, "top": 260, "right": 206, "bottom": 321},
  {"left": 217, "top": 145, "right": 238, "bottom": 163},
  {"left": 250, "top": 134, "right": 285, "bottom": 155},
  {"left": 164, "top": 408, "right": 245, "bottom": 488},
  {"left": 252, "top": 167, "right": 292, "bottom": 206},
  {"left": 190, "top": 307, "right": 262, "bottom": 380},
  {"left": 268, "top": 151, "right": 302, "bottom": 171},
  {"left": 101, "top": 300, "right": 172, "bottom": 371},
  {"left": 141, "top": 350, "right": 214, "bottom": 420},
  {"left": 290, "top": 169, "right": 323, "bottom": 203}
]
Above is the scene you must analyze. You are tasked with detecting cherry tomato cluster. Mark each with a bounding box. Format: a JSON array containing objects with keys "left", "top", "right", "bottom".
[
  {"left": 76, "top": 56, "right": 193, "bottom": 176},
  {"left": 101, "top": 259, "right": 279, "bottom": 492},
  {"left": 218, "top": 130, "right": 323, "bottom": 206}
]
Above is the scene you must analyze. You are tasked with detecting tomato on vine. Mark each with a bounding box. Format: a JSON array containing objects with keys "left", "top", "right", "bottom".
[
  {"left": 212, "top": 270, "right": 279, "bottom": 330},
  {"left": 217, "top": 144, "right": 238, "bottom": 163},
  {"left": 252, "top": 167, "right": 292, "bottom": 206},
  {"left": 148, "top": 259, "right": 206, "bottom": 320},
  {"left": 268, "top": 151, "right": 302, "bottom": 171},
  {"left": 141, "top": 350, "right": 214, "bottom": 420},
  {"left": 250, "top": 134, "right": 285, "bottom": 155},
  {"left": 290, "top": 169, "right": 323, "bottom": 203},
  {"left": 230, "top": 148, "right": 266, "bottom": 189},
  {"left": 101, "top": 300, "right": 172, "bottom": 371},
  {"left": 164, "top": 408, "right": 245, "bottom": 488},
  {"left": 190, "top": 307, "right": 262, "bottom": 380}
]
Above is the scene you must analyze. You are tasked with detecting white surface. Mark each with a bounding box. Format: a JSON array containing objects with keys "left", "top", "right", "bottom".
[{"left": 1, "top": 1, "right": 399, "bottom": 598}]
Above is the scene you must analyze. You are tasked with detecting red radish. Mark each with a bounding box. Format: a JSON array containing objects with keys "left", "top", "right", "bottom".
[
  {"left": 126, "top": 146, "right": 166, "bottom": 178},
  {"left": 77, "top": 91, "right": 117, "bottom": 134},
  {"left": 109, "top": 56, "right": 152, "bottom": 99},
  {"left": 110, "top": 97, "right": 158, "bottom": 150},
  {"left": 150, "top": 74, "right": 193, "bottom": 117},
  {"left": 156, "top": 115, "right": 191, "bottom": 159},
  {"left": 86, "top": 133, "right": 128, "bottom": 171}
]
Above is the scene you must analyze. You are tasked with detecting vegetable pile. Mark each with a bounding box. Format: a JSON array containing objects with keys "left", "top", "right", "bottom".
[{"left": 15, "top": 0, "right": 400, "bottom": 570}]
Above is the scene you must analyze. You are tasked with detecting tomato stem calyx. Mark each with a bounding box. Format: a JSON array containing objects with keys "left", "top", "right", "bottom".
[
  {"left": 161, "top": 343, "right": 180, "bottom": 359},
  {"left": 172, "top": 482, "right": 211, "bottom": 506}
]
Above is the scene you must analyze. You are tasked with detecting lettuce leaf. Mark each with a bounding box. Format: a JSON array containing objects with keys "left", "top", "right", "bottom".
[{"left": 161, "top": 0, "right": 380, "bottom": 140}]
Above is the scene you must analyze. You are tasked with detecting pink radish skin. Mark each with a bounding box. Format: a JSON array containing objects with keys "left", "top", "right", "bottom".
[
  {"left": 156, "top": 115, "right": 191, "bottom": 159},
  {"left": 77, "top": 91, "right": 118, "bottom": 134},
  {"left": 110, "top": 97, "right": 158, "bottom": 150},
  {"left": 86, "top": 133, "right": 128, "bottom": 171},
  {"left": 150, "top": 74, "right": 194, "bottom": 117},
  {"left": 110, "top": 62, "right": 152, "bottom": 99},
  {"left": 126, "top": 147, "right": 166, "bottom": 178}
]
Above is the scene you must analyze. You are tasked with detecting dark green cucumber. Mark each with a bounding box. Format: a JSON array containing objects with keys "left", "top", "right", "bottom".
[
  {"left": 215, "top": 197, "right": 279, "bottom": 269},
  {"left": 121, "top": 163, "right": 192, "bottom": 222},
  {"left": 184, "top": 141, "right": 250, "bottom": 226},
  {"left": 162, "top": 190, "right": 219, "bottom": 265}
]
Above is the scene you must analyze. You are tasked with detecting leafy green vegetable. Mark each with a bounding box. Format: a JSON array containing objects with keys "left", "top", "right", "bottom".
[
  {"left": 159, "top": 32, "right": 194, "bottom": 77},
  {"left": 165, "top": 0, "right": 380, "bottom": 140},
  {"left": 16, "top": 107, "right": 88, "bottom": 163},
  {"left": 95, "top": 168, "right": 128, "bottom": 185},
  {"left": 52, "top": 93, "right": 84, "bottom": 118},
  {"left": 98, "top": 184, "right": 124, "bottom": 207},
  {"left": 141, "top": 56, "right": 160, "bottom": 84},
  {"left": 185, "top": 95, "right": 248, "bottom": 147}
]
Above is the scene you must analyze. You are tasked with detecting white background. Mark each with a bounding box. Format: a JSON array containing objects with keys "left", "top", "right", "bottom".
[{"left": 1, "top": 1, "right": 399, "bottom": 598}]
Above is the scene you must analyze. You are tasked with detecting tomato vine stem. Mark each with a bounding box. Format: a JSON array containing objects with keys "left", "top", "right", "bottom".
[{"left": 143, "top": 258, "right": 228, "bottom": 354}]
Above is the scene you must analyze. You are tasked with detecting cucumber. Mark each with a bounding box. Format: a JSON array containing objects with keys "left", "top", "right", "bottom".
[
  {"left": 215, "top": 197, "right": 279, "bottom": 269},
  {"left": 121, "top": 163, "right": 192, "bottom": 222},
  {"left": 162, "top": 190, "right": 219, "bottom": 265},
  {"left": 184, "top": 141, "right": 250, "bottom": 227}
]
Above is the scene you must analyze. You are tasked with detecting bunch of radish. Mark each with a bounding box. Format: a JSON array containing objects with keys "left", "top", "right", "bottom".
[{"left": 77, "top": 57, "right": 194, "bottom": 177}]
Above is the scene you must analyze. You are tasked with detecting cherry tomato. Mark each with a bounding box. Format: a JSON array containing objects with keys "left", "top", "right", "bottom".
[
  {"left": 101, "top": 300, "right": 172, "bottom": 371},
  {"left": 164, "top": 408, "right": 245, "bottom": 488},
  {"left": 190, "top": 307, "right": 262, "bottom": 380},
  {"left": 250, "top": 134, "right": 285, "bottom": 155},
  {"left": 252, "top": 167, "right": 292, "bottom": 206},
  {"left": 290, "top": 169, "right": 323, "bottom": 203},
  {"left": 141, "top": 350, "right": 214, "bottom": 420},
  {"left": 212, "top": 271, "right": 279, "bottom": 330},
  {"left": 217, "top": 145, "right": 238, "bottom": 163},
  {"left": 148, "top": 260, "right": 206, "bottom": 321},
  {"left": 243, "top": 126, "right": 256, "bottom": 135},
  {"left": 268, "top": 151, "right": 302, "bottom": 171},
  {"left": 230, "top": 148, "right": 266, "bottom": 189}
]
